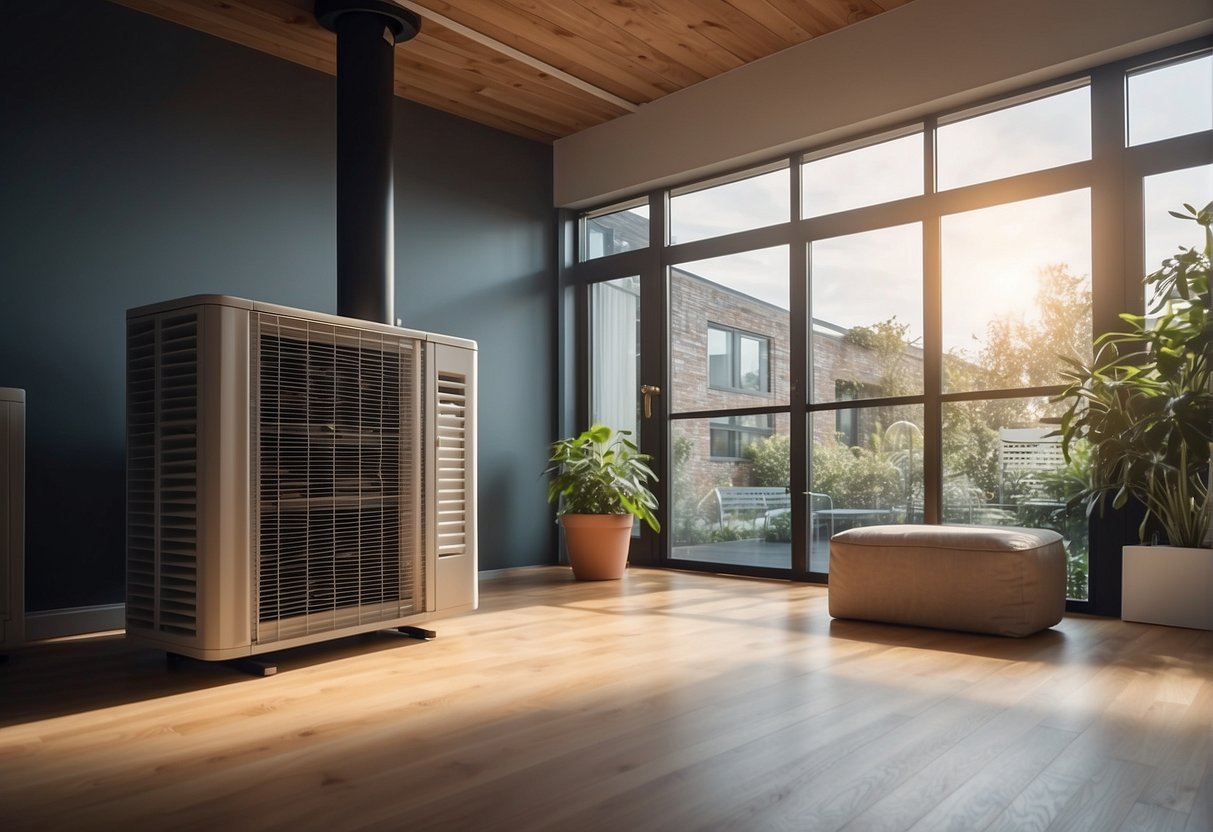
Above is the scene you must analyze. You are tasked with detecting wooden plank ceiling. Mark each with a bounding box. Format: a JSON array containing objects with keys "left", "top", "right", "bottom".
[{"left": 111, "top": 0, "right": 912, "bottom": 143}]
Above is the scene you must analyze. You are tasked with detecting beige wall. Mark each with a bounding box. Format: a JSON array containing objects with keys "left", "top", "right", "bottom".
[{"left": 554, "top": 0, "right": 1213, "bottom": 208}]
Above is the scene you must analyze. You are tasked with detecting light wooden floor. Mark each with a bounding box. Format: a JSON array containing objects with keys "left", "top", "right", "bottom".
[{"left": 1, "top": 567, "right": 1210, "bottom": 832}]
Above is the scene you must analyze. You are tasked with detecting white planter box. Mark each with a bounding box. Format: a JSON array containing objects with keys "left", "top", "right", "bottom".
[{"left": 1122, "top": 545, "right": 1213, "bottom": 631}]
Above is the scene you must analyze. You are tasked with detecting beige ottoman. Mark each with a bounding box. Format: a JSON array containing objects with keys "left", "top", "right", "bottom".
[{"left": 828, "top": 525, "right": 1066, "bottom": 637}]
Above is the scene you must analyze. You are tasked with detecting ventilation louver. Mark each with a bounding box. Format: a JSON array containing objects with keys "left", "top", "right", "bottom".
[{"left": 435, "top": 371, "right": 468, "bottom": 558}]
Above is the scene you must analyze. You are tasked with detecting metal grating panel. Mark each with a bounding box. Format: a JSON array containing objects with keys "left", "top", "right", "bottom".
[
  {"left": 156, "top": 315, "right": 199, "bottom": 636},
  {"left": 435, "top": 371, "right": 468, "bottom": 557},
  {"left": 253, "top": 315, "right": 422, "bottom": 644},
  {"left": 126, "top": 314, "right": 199, "bottom": 636},
  {"left": 126, "top": 319, "right": 156, "bottom": 630}
]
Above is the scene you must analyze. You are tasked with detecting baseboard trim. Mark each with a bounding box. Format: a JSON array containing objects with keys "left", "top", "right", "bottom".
[
  {"left": 478, "top": 564, "right": 562, "bottom": 581},
  {"left": 24, "top": 603, "right": 125, "bottom": 643}
]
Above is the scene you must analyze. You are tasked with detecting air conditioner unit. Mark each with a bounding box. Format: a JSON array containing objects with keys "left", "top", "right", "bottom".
[{"left": 125, "top": 295, "right": 476, "bottom": 661}]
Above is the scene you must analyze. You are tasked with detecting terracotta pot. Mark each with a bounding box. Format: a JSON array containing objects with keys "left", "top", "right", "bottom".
[{"left": 560, "top": 514, "right": 633, "bottom": 580}]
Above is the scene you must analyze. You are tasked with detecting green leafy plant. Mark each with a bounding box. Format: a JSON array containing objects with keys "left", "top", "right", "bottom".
[
  {"left": 544, "top": 424, "right": 660, "bottom": 532},
  {"left": 711, "top": 523, "right": 748, "bottom": 542},
  {"left": 764, "top": 510, "right": 791, "bottom": 543},
  {"left": 1052, "top": 202, "right": 1212, "bottom": 548}
]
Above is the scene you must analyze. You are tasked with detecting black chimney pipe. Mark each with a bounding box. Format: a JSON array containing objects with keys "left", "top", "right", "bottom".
[{"left": 315, "top": 1, "right": 420, "bottom": 325}]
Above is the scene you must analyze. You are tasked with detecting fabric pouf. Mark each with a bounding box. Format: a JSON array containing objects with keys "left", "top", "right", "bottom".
[{"left": 828, "top": 524, "right": 1066, "bottom": 637}]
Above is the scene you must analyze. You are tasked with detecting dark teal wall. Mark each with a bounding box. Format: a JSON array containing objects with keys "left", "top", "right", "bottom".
[{"left": 0, "top": 2, "right": 556, "bottom": 611}]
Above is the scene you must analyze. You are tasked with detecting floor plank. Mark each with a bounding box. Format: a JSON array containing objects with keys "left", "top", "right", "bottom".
[{"left": 1, "top": 566, "right": 1210, "bottom": 831}]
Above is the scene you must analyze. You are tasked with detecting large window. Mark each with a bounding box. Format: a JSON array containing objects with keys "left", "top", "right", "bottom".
[
  {"left": 669, "top": 164, "right": 789, "bottom": 245},
  {"left": 571, "top": 40, "right": 1213, "bottom": 610},
  {"left": 940, "top": 189, "right": 1092, "bottom": 393},
  {"left": 802, "top": 129, "right": 923, "bottom": 218},
  {"left": 810, "top": 223, "right": 924, "bottom": 403},
  {"left": 935, "top": 83, "right": 1091, "bottom": 190},
  {"left": 580, "top": 201, "right": 649, "bottom": 261},
  {"left": 1126, "top": 52, "right": 1212, "bottom": 146}
]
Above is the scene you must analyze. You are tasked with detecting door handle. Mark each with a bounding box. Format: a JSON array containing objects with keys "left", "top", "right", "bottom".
[{"left": 640, "top": 384, "right": 662, "bottom": 419}]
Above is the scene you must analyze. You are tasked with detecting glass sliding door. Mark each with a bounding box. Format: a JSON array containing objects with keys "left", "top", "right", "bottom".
[{"left": 668, "top": 246, "right": 792, "bottom": 571}]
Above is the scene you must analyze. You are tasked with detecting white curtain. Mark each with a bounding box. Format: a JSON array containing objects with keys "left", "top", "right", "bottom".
[{"left": 591, "top": 279, "right": 640, "bottom": 438}]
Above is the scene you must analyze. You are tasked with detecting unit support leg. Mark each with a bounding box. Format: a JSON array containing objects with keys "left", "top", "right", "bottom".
[
  {"left": 233, "top": 659, "right": 278, "bottom": 677},
  {"left": 396, "top": 626, "right": 436, "bottom": 640},
  {"left": 165, "top": 651, "right": 277, "bottom": 677}
]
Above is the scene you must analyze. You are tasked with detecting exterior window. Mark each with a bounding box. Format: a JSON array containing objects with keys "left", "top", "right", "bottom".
[
  {"left": 1143, "top": 164, "right": 1213, "bottom": 312},
  {"left": 708, "top": 325, "right": 770, "bottom": 393},
  {"left": 802, "top": 130, "right": 923, "bottom": 219},
  {"left": 941, "top": 189, "right": 1092, "bottom": 393},
  {"left": 1126, "top": 52, "right": 1212, "bottom": 146},
  {"left": 710, "top": 414, "right": 774, "bottom": 459},
  {"left": 580, "top": 200, "right": 649, "bottom": 261},
  {"left": 809, "top": 223, "right": 924, "bottom": 403},
  {"left": 936, "top": 83, "right": 1090, "bottom": 190},
  {"left": 669, "top": 164, "right": 789, "bottom": 245}
]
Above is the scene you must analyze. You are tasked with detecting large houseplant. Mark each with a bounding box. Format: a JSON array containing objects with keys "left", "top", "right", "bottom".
[
  {"left": 545, "top": 424, "right": 659, "bottom": 580},
  {"left": 1052, "top": 201, "right": 1212, "bottom": 628}
]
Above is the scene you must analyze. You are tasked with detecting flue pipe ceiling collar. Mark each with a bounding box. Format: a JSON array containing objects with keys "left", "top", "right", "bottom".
[{"left": 315, "top": 0, "right": 421, "bottom": 43}]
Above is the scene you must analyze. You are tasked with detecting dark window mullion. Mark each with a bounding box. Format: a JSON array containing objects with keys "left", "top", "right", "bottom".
[
  {"left": 922, "top": 115, "right": 943, "bottom": 526},
  {"left": 673, "top": 404, "right": 790, "bottom": 421},
  {"left": 1085, "top": 61, "right": 1132, "bottom": 617},
  {"left": 938, "top": 385, "right": 1067, "bottom": 404},
  {"left": 664, "top": 222, "right": 792, "bottom": 267}
]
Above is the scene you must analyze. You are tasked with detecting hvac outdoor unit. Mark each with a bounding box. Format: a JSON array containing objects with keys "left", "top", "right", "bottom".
[{"left": 125, "top": 295, "right": 476, "bottom": 661}]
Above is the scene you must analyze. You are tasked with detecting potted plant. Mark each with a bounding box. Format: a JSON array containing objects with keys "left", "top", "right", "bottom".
[
  {"left": 544, "top": 424, "right": 659, "bottom": 580},
  {"left": 1052, "top": 201, "right": 1211, "bottom": 629}
]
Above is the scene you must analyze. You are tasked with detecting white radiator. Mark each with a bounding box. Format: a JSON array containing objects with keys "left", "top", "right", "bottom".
[{"left": 125, "top": 296, "right": 476, "bottom": 660}]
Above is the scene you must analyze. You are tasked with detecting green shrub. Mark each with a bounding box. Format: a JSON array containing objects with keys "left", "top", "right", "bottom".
[
  {"left": 811, "top": 439, "right": 902, "bottom": 510},
  {"left": 744, "top": 434, "right": 790, "bottom": 487},
  {"left": 764, "top": 511, "right": 791, "bottom": 543}
]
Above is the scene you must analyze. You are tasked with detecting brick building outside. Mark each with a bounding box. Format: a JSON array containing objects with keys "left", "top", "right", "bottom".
[{"left": 670, "top": 267, "right": 923, "bottom": 520}]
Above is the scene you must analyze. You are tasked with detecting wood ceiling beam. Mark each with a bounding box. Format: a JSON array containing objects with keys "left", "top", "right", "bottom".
[
  {"left": 411, "top": 31, "right": 628, "bottom": 125},
  {"left": 412, "top": 0, "right": 692, "bottom": 100},
  {"left": 390, "top": 0, "right": 638, "bottom": 113}
]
